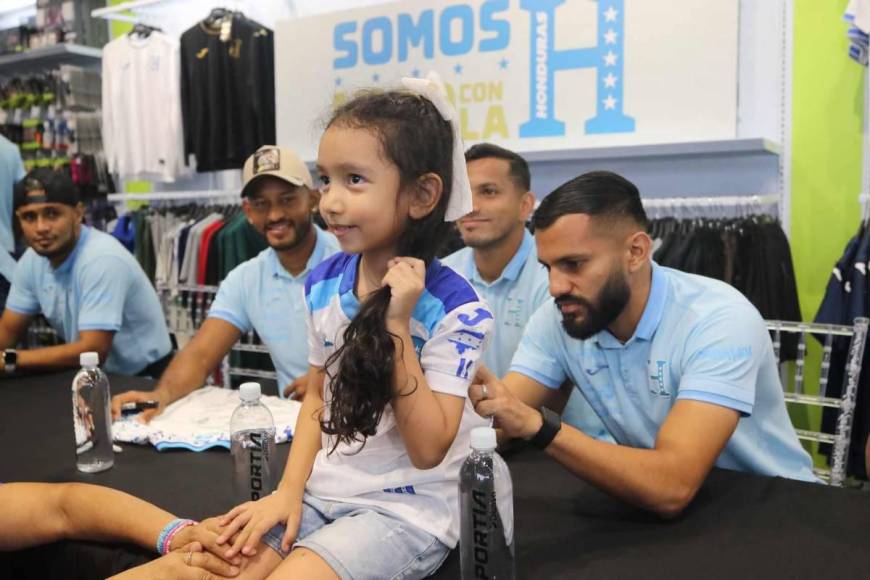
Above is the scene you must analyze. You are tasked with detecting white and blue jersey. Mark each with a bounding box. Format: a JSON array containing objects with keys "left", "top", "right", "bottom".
[
  {"left": 303, "top": 253, "right": 493, "bottom": 547},
  {"left": 511, "top": 261, "right": 816, "bottom": 482}
]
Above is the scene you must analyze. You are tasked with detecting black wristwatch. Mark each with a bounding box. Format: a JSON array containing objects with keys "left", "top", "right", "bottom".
[
  {"left": 4, "top": 349, "right": 17, "bottom": 374},
  {"left": 529, "top": 406, "right": 561, "bottom": 450}
]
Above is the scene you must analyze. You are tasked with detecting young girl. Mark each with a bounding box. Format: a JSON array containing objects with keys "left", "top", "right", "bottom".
[{"left": 215, "top": 79, "right": 494, "bottom": 580}]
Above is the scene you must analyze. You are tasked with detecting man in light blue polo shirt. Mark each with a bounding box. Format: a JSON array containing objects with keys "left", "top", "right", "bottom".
[
  {"left": 112, "top": 146, "right": 339, "bottom": 422},
  {"left": 443, "top": 143, "right": 610, "bottom": 440},
  {"left": 470, "top": 171, "right": 815, "bottom": 518},
  {"left": 0, "top": 134, "right": 26, "bottom": 305},
  {"left": 0, "top": 169, "right": 171, "bottom": 376}
]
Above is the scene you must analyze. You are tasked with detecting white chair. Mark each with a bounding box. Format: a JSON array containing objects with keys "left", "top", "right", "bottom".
[{"left": 767, "top": 317, "right": 869, "bottom": 486}]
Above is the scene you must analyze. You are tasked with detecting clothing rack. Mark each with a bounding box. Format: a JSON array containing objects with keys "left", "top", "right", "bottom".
[
  {"left": 642, "top": 194, "right": 780, "bottom": 219},
  {"left": 107, "top": 190, "right": 239, "bottom": 203},
  {"left": 641, "top": 193, "right": 780, "bottom": 209},
  {"left": 91, "top": 0, "right": 251, "bottom": 24}
]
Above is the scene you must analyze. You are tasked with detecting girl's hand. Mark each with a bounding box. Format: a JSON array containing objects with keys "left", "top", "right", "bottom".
[
  {"left": 215, "top": 489, "right": 302, "bottom": 558},
  {"left": 383, "top": 257, "right": 426, "bottom": 326},
  {"left": 171, "top": 518, "right": 242, "bottom": 567}
]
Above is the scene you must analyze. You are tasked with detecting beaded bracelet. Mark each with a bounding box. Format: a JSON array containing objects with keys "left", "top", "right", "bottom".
[{"left": 156, "top": 518, "right": 198, "bottom": 555}]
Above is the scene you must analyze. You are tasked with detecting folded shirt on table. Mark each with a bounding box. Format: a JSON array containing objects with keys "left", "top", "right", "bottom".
[{"left": 113, "top": 386, "right": 301, "bottom": 451}]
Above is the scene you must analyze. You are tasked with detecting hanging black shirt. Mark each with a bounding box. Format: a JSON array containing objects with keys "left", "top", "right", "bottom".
[{"left": 180, "top": 15, "right": 276, "bottom": 172}]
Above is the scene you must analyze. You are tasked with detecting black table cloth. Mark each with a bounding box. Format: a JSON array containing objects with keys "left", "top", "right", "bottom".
[{"left": 2, "top": 372, "right": 870, "bottom": 579}]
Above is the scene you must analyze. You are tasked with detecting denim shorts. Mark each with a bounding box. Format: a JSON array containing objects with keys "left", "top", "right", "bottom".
[{"left": 262, "top": 494, "right": 450, "bottom": 580}]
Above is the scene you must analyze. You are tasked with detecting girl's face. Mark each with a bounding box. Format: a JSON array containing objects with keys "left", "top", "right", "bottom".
[{"left": 317, "top": 124, "right": 409, "bottom": 256}]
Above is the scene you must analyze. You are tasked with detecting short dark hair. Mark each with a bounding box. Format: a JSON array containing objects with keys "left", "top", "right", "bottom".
[
  {"left": 465, "top": 142, "right": 531, "bottom": 191},
  {"left": 532, "top": 171, "right": 648, "bottom": 231}
]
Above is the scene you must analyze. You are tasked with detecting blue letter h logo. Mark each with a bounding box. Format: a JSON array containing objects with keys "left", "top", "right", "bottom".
[{"left": 520, "top": 0, "right": 635, "bottom": 137}]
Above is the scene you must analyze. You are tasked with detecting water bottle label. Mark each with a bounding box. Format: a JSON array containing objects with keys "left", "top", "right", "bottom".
[
  {"left": 73, "top": 389, "right": 95, "bottom": 454},
  {"left": 246, "top": 431, "right": 271, "bottom": 501}
]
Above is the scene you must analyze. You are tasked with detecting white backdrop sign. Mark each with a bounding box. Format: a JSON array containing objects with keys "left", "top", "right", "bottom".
[{"left": 275, "top": 0, "right": 739, "bottom": 160}]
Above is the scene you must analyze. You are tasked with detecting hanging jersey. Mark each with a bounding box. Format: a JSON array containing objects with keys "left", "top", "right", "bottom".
[
  {"left": 180, "top": 16, "right": 276, "bottom": 172},
  {"left": 102, "top": 32, "right": 186, "bottom": 182}
]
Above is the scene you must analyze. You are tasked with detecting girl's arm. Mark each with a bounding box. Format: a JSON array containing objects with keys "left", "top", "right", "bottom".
[
  {"left": 217, "top": 366, "right": 325, "bottom": 557},
  {"left": 383, "top": 257, "right": 489, "bottom": 469},
  {"left": 388, "top": 322, "right": 466, "bottom": 469},
  {"left": 276, "top": 366, "right": 326, "bottom": 496}
]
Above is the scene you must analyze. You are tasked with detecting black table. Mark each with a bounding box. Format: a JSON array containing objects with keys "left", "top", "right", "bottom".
[{"left": 3, "top": 372, "right": 870, "bottom": 579}]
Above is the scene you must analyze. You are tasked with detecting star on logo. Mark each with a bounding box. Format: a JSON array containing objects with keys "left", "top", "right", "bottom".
[
  {"left": 499, "top": 57, "right": 509, "bottom": 70},
  {"left": 603, "top": 72, "right": 618, "bottom": 88},
  {"left": 603, "top": 94, "right": 617, "bottom": 110},
  {"left": 334, "top": 77, "right": 342, "bottom": 87},
  {"left": 604, "top": 51, "right": 618, "bottom": 66},
  {"left": 454, "top": 63, "right": 463, "bottom": 74},
  {"left": 604, "top": 29, "right": 618, "bottom": 44},
  {"left": 411, "top": 68, "right": 421, "bottom": 77},
  {"left": 604, "top": 6, "right": 619, "bottom": 22},
  {"left": 372, "top": 73, "right": 380, "bottom": 82}
]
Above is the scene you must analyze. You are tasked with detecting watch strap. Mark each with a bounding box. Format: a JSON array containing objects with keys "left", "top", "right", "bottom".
[{"left": 529, "top": 406, "right": 561, "bottom": 450}]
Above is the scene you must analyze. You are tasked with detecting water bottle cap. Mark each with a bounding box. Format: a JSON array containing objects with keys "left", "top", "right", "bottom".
[
  {"left": 239, "top": 382, "right": 262, "bottom": 402},
  {"left": 80, "top": 352, "right": 99, "bottom": 367},
  {"left": 470, "top": 426, "right": 497, "bottom": 451}
]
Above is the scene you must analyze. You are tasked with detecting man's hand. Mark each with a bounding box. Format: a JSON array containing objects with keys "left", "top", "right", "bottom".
[
  {"left": 282, "top": 372, "right": 309, "bottom": 400},
  {"left": 109, "top": 541, "right": 239, "bottom": 579},
  {"left": 111, "top": 390, "right": 168, "bottom": 423},
  {"left": 468, "top": 365, "right": 543, "bottom": 440}
]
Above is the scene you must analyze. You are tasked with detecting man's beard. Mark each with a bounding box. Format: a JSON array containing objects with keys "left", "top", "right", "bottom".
[
  {"left": 556, "top": 268, "right": 631, "bottom": 340},
  {"left": 268, "top": 216, "right": 312, "bottom": 252},
  {"left": 32, "top": 234, "right": 76, "bottom": 262},
  {"left": 461, "top": 219, "right": 514, "bottom": 250}
]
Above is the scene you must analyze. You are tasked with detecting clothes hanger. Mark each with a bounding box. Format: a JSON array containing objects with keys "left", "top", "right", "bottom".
[{"left": 130, "top": 22, "right": 162, "bottom": 39}]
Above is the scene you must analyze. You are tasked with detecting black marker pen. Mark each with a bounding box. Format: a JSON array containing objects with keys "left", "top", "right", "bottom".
[{"left": 120, "top": 400, "right": 160, "bottom": 415}]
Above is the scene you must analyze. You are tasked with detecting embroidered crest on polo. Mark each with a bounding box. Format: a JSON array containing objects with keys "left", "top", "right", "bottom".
[{"left": 254, "top": 147, "right": 281, "bottom": 175}]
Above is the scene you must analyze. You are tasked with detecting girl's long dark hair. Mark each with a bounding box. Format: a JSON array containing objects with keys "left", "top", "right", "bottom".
[{"left": 320, "top": 90, "right": 455, "bottom": 451}]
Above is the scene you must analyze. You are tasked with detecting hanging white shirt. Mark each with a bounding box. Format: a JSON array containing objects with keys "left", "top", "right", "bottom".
[{"left": 102, "top": 32, "right": 187, "bottom": 182}]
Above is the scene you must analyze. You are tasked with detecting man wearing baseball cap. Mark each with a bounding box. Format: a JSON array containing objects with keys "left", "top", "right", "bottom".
[
  {"left": 0, "top": 168, "right": 172, "bottom": 376},
  {"left": 113, "top": 146, "right": 339, "bottom": 422}
]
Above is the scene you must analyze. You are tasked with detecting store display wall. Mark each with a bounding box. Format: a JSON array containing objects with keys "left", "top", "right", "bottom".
[{"left": 788, "top": 0, "right": 864, "bottom": 452}]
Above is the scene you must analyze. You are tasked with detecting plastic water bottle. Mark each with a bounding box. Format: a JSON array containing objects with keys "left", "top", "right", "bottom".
[
  {"left": 72, "top": 352, "right": 114, "bottom": 473},
  {"left": 459, "top": 426, "right": 515, "bottom": 579},
  {"left": 230, "top": 382, "right": 277, "bottom": 504}
]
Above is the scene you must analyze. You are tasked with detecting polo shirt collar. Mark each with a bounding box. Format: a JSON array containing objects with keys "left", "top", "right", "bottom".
[
  {"left": 464, "top": 229, "right": 534, "bottom": 285},
  {"left": 269, "top": 226, "right": 328, "bottom": 281},
  {"left": 593, "top": 261, "right": 667, "bottom": 349},
  {"left": 54, "top": 225, "right": 90, "bottom": 275}
]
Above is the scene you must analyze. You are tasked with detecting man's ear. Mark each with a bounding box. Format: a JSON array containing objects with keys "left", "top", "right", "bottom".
[
  {"left": 408, "top": 172, "right": 444, "bottom": 220},
  {"left": 306, "top": 186, "right": 321, "bottom": 214},
  {"left": 519, "top": 191, "right": 536, "bottom": 223},
  {"left": 241, "top": 198, "right": 256, "bottom": 225},
  {"left": 626, "top": 229, "right": 652, "bottom": 273}
]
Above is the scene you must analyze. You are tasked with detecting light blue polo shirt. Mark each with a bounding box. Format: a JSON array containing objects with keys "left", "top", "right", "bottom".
[
  {"left": 6, "top": 226, "right": 172, "bottom": 375},
  {"left": 443, "top": 230, "right": 613, "bottom": 441},
  {"left": 510, "top": 261, "right": 816, "bottom": 482},
  {"left": 0, "top": 135, "right": 25, "bottom": 281},
  {"left": 208, "top": 226, "right": 339, "bottom": 393},
  {"left": 442, "top": 230, "right": 549, "bottom": 377}
]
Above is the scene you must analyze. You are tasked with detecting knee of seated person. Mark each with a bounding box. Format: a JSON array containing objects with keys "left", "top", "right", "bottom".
[{"left": 235, "top": 541, "right": 284, "bottom": 579}]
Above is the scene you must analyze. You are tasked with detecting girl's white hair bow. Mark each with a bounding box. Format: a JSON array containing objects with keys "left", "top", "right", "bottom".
[{"left": 401, "top": 71, "right": 472, "bottom": 222}]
